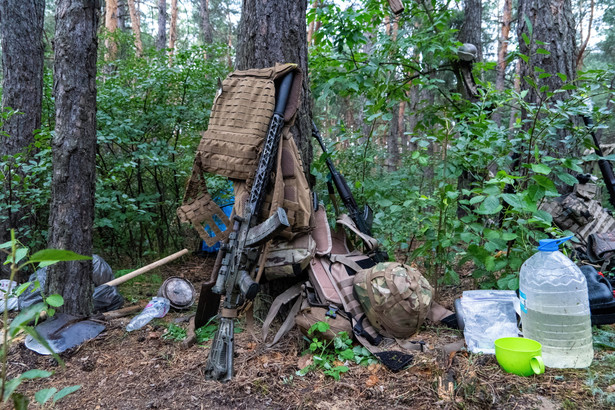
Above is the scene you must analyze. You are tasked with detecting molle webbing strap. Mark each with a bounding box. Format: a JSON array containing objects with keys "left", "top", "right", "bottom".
[
  {"left": 176, "top": 154, "right": 231, "bottom": 246},
  {"left": 262, "top": 283, "right": 303, "bottom": 347},
  {"left": 336, "top": 214, "right": 379, "bottom": 251}
]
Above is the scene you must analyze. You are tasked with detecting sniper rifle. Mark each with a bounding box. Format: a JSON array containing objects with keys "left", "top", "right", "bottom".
[
  {"left": 203, "top": 72, "right": 295, "bottom": 382},
  {"left": 312, "top": 122, "right": 388, "bottom": 262}
]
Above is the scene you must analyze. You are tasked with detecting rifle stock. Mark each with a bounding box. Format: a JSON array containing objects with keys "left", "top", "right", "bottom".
[
  {"left": 204, "top": 72, "right": 294, "bottom": 381},
  {"left": 312, "top": 122, "right": 387, "bottom": 262}
]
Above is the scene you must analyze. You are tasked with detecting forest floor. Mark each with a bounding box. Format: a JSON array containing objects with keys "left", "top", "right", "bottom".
[{"left": 5, "top": 253, "right": 615, "bottom": 409}]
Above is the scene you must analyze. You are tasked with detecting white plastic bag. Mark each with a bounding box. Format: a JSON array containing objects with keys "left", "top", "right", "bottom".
[{"left": 459, "top": 290, "right": 519, "bottom": 354}]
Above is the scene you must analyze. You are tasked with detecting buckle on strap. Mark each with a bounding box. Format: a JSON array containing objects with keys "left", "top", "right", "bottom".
[{"left": 325, "top": 305, "right": 338, "bottom": 319}]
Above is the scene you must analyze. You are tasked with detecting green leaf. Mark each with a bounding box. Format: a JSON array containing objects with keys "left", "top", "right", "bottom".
[
  {"left": 35, "top": 388, "right": 57, "bottom": 405},
  {"left": 14, "top": 282, "right": 31, "bottom": 297},
  {"left": 9, "top": 302, "right": 46, "bottom": 337},
  {"left": 45, "top": 294, "right": 64, "bottom": 308},
  {"left": 531, "top": 163, "right": 551, "bottom": 175},
  {"left": 20, "top": 369, "right": 53, "bottom": 380},
  {"left": 469, "top": 196, "right": 485, "bottom": 205},
  {"left": 0, "top": 240, "right": 13, "bottom": 249},
  {"left": 11, "top": 393, "right": 28, "bottom": 410},
  {"left": 475, "top": 196, "right": 502, "bottom": 215},
  {"left": 558, "top": 172, "right": 579, "bottom": 186},
  {"left": 28, "top": 249, "right": 92, "bottom": 264},
  {"left": 53, "top": 385, "right": 81, "bottom": 404},
  {"left": 556, "top": 73, "right": 567, "bottom": 82},
  {"left": 501, "top": 193, "right": 524, "bottom": 210},
  {"left": 524, "top": 15, "right": 533, "bottom": 37},
  {"left": 14, "top": 248, "right": 28, "bottom": 264},
  {"left": 3, "top": 378, "right": 21, "bottom": 402},
  {"left": 536, "top": 48, "right": 550, "bottom": 55},
  {"left": 522, "top": 33, "right": 530, "bottom": 47},
  {"left": 519, "top": 54, "right": 529, "bottom": 64}
]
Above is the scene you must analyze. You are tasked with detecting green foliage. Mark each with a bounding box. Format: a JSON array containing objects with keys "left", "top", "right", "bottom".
[
  {"left": 162, "top": 323, "right": 187, "bottom": 342},
  {"left": 1, "top": 231, "right": 87, "bottom": 408},
  {"left": 296, "top": 321, "right": 376, "bottom": 380},
  {"left": 309, "top": 3, "right": 615, "bottom": 290},
  {"left": 95, "top": 45, "right": 230, "bottom": 257},
  {"left": 195, "top": 317, "right": 243, "bottom": 344}
]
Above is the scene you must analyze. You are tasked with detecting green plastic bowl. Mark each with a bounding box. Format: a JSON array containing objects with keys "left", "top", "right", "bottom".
[{"left": 495, "top": 337, "right": 545, "bottom": 377}]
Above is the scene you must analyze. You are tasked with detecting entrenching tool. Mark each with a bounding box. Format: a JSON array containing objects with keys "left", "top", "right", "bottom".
[{"left": 24, "top": 249, "right": 190, "bottom": 354}]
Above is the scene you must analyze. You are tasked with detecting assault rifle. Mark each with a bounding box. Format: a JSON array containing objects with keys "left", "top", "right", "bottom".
[
  {"left": 203, "top": 72, "right": 295, "bottom": 382},
  {"left": 312, "top": 122, "right": 388, "bottom": 262},
  {"left": 584, "top": 115, "right": 615, "bottom": 210}
]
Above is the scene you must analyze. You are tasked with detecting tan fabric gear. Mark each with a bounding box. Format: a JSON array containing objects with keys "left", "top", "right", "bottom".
[
  {"left": 197, "top": 63, "right": 300, "bottom": 181},
  {"left": 295, "top": 306, "right": 353, "bottom": 341},
  {"left": 177, "top": 63, "right": 303, "bottom": 244},
  {"left": 261, "top": 129, "right": 313, "bottom": 237},
  {"left": 353, "top": 262, "right": 433, "bottom": 339}
]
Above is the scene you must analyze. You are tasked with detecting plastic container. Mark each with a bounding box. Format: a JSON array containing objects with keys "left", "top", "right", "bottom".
[
  {"left": 519, "top": 237, "right": 593, "bottom": 368},
  {"left": 126, "top": 297, "right": 170, "bottom": 332}
]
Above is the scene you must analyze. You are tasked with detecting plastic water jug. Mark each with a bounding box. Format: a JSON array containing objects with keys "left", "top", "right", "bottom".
[{"left": 519, "top": 236, "right": 593, "bottom": 368}]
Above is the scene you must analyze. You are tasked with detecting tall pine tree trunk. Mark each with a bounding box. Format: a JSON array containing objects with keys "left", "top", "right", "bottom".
[
  {"left": 236, "top": 0, "right": 312, "bottom": 173},
  {"left": 47, "top": 0, "right": 99, "bottom": 316},
  {"left": 168, "top": 0, "right": 178, "bottom": 59},
  {"left": 517, "top": 0, "right": 576, "bottom": 107},
  {"left": 156, "top": 0, "right": 167, "bottom": 51},
  {"left": 492, "top": 0, "right": 512, "bottom": 126},
  {"left": 127, "top": 0, "right": 142, "bottom": 57},
  {"left": 199, "top": 0, "right": 213, "bottom": 44},
  {"left": 0, "top": 0, "right": 45, "bottom": 261},
  {"left": 105, "top": 0, "right": 118, "bottom": 60}
]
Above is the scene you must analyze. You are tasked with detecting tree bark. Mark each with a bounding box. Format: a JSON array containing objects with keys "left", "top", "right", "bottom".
[
  {"left": 517, "top": 0, "right": 576, "bottom": 107},
  {"left": 199, "top": 0, "right": 213, "bottom": 44},
  {"left": 105, "top": 0, "right": 118, "bottom": 60},
  {"left": 236, "top": 0, "right": 312, "bottom": 175},
  {"left": 47, "top": 0, "right": 99, "bottom": 317},
  {"left": 492, "top": 0, "right": 512, "bottom": 126},
  {"left": 458, "top": 0, "right": 482, "bottom": 61},
  {"left": 127, "top": 0, "right": 143, "bottom": 57},
  {"left": 0, "top": 0, "right": 45, "bottom": 253},
  {"left": 156, "top": 0, "right": 167, "bottom": 51},
  {"left": 168, "top": 0, "right": 178, "bottom": 57}
]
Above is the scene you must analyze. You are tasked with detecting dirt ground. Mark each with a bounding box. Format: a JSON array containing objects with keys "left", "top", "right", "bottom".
[{"left": 4, "top": 253, "right": 615, "bottom": 409}]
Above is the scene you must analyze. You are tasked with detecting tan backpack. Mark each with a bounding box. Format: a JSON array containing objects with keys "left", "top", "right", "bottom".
[{"left": 177, "top": 63, "right": 312, "bottom": 247}]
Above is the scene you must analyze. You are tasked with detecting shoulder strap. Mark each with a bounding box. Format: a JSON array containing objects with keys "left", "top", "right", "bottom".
[
  {"left": 262, "top": 283, "right": 303, "bottom": 347},
  {"left": 336, "top": 214, "right": 379, "bottom": 251}
]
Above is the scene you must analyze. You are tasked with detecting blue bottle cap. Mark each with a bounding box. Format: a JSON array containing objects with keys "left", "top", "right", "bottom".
[{"left": 537, "top": 236, "right": 573, "bottom": 251}]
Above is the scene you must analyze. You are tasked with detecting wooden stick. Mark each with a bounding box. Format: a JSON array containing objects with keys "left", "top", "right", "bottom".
[
  {"left": 101, "top": 303, "right": 146, "bottom": 320},
  {"left": 104, "top": 248, "right": 190, "bottom": 287}
]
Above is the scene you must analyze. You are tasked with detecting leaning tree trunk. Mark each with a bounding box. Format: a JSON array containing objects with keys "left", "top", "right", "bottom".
[
  {"left": 0, "top": 0, "right": 45, "bottom": 261},
  {"left": 236, "top": 0, "right": 312, "bottom": 175},
  {"left": 156, "top": 0, "right": 167, "bottom": 51},
  {"left": 47, "top": 0, "right": 99, "bottom": 317}
]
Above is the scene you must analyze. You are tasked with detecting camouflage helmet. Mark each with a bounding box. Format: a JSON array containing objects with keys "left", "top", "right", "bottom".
[{"left": 353, "top": 262, "right": 433, "bottom": 339}]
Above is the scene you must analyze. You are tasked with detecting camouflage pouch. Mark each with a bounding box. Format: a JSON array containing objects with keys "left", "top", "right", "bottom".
[
  {"left": 263, "top": 233, "right": 316, "bottom": 281},
  {"left": 353, "top": 262, "right": 433, "bottom": 339}
]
